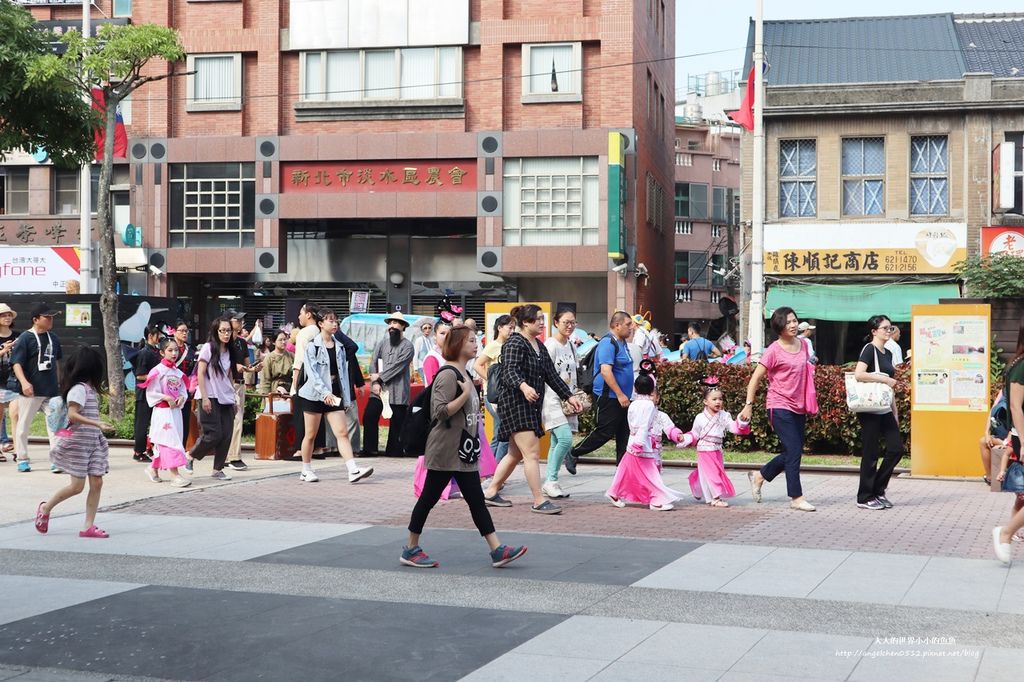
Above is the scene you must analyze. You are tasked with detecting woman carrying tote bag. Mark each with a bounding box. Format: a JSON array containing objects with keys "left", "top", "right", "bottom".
[{"left": 852, "top": 315, "right": 903, "bottom": 511}]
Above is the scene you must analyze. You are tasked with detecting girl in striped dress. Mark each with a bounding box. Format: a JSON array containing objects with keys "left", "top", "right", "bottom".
[{"left": 34, "top": 346, "right": 112, "bottom": 538}]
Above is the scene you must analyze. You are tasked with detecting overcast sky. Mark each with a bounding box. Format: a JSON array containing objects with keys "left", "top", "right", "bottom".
[{"left": 675, "top": 1, "right": 1024, "bottom": 101}]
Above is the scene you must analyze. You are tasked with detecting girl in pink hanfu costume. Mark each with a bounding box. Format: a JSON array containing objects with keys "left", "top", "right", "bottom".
[
  {"left": 606, "top": 363, "right": 686, "bottom": 511},
  {"left": 141, "top": 340, "right": 191, "bottom": 488},
  {"left": 678, "top": 377, "right": 750, "bottom": 507}
]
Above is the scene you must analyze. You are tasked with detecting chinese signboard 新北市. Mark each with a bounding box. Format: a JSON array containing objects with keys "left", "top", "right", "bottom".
[
  {"left": 764, "top": 223, "right": 967, "bottom": 275},
  {"left": 280, "top": 161, "right": 476, "bottom": 194}
]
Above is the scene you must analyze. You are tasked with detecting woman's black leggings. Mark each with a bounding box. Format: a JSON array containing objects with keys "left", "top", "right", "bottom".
[{"left": 409, "top": 469, "right": 495, "bottom": 536}]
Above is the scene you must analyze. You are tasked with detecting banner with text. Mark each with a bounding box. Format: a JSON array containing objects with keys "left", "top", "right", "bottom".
[
  {"left": 280, "top": 161, "right": 476, "bottom": 194},
  {"left": 0, "top": 247, "right": 80, "bottom": 292},
  {"left": 764, "top": 223, "right": 967, "bottom": 275},
  {"left": 981, "top": 226, "right": 1024, "bottom": 256}
]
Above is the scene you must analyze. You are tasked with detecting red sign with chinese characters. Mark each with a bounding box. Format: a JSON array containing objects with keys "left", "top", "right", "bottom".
[
  {"left": 280, "top": 161, "right": 476, "bottom": 193},
  {"left": 981, "top": 226, "right": 1024, "bottom": 257}
]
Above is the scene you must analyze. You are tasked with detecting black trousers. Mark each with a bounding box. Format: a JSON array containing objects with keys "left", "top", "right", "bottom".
[
  {"left": 571, "top": 394, "right": 630, "bottom": 463},
  {"left": 363, "top": 396, "right": 408, "bottom": 456},
  {"left": 857, "top": 411, "right": 904, "bottom": 503},
  {"left": 409, "top": 469, "right": 495, "bottom": 536},
  {"left": 133, "top": 394, "right": 153, "bottom": 455},
  {"left": 189, "top": 401, "right": 234, "bottom": 471},
  {"left": 181, "top": 397, "right": 193, "bottom": 445}
]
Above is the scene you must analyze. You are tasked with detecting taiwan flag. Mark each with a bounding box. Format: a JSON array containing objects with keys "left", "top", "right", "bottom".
[
  {"left": 91, "top": 87, "right": 127, "bottom": 160},
  {"left": 727, "top": 65, "right": 755, "bottom": 132}
]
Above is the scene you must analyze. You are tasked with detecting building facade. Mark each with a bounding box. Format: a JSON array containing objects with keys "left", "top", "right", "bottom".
[
  {"left": 672, "top": 117, "right": 740, "bottom": 342},
  {"left": 3, "top": 0, "right": 675, "bottom": 332},
  {"left": 740, "top": 13, "right": 1024, "bottom": 363}
]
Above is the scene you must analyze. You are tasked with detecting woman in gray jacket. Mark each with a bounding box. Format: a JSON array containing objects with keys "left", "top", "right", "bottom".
[
  {"left": 401, "top": 326, "right": 527, "bottom": 569},
  {"left": 297, "top": 309, "right": 373, "bottom": 485}
]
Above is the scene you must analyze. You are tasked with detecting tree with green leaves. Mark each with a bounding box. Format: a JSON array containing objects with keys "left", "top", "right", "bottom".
[
  {"left": 0, "top": 0, "right": 94, "bottom": 165},
  {"left": 30, "top": 22, "right": 185, "bottom": 420}
]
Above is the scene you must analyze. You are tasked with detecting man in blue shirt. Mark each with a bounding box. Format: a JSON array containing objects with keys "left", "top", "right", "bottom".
[
  {"left": 682, "top": 322, "right": 721, "bottom": 361},
  {"left": 565, "top": 311, "right": 634, "bottom": 472}
]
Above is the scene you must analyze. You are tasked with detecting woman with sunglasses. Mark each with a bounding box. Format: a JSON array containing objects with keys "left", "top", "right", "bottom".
[{"left": 851, "top": 315, "right": 903, "bottom": 511}]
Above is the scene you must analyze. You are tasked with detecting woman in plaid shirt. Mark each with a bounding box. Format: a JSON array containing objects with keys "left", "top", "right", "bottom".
[{"left": 483, "top": 305, "right": 583, "bottom": 515}]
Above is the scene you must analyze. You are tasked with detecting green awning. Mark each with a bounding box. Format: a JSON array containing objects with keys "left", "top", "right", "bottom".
[{"left": 765, "top": 283, "right": 961, "bottom": 322}]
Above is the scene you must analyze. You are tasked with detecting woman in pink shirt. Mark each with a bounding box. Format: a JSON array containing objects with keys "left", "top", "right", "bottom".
[{"left": 739, "top": 307, "right": 817, "bottom": 512}]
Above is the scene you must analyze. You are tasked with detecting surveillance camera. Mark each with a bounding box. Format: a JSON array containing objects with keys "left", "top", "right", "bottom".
[
  {"left": 148, "top": 265, "right": 164, "bottom": 276},
  {"left": 611, "top": 263, "right": 628, "bottom": 274},
  {"left": 713, "top": 268, "right": 727, "bottom": 277},
  {"left": 635, "top": 263, "right": 649, "bottom": 276}
]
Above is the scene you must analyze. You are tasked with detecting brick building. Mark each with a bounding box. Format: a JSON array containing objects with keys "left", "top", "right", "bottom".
[
  {"left": 2, "top": 0, "right": 675, "bottom": 332},
  {"left": 672, "top": 115, "right": 740, "bottom": 343},
  {"left": 739, "top": 13, "right": 1024, "bottom": 363}
]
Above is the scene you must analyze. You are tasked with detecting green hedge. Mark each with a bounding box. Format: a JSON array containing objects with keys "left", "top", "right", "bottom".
[{"left": 578, "top": 360, "right": 911, "bottom": 456}]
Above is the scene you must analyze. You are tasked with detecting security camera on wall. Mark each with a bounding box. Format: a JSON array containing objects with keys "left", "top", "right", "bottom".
[
  {"left": 148, "top": 265, "right": 164, "bottom": 277},
  {"left": 611, "top": 263, "right": 628, "bottom": 274}
]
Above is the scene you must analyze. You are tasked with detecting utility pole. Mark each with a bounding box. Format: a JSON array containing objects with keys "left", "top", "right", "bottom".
[
  {"left": 79, "top": 0, "right": 93, "bottom": 294},
  {"left": 747, "top": 0, "right": 765, "bottom": 351}
]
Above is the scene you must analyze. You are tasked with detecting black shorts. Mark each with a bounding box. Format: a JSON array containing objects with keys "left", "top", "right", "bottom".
[{"left": 303, "top": 399, "right": 345, "bottom": 415}]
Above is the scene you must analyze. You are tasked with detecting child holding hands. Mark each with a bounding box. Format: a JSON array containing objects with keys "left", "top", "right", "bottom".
[{"left": 678, "top": 377, "right": 751, "bottom": 507}]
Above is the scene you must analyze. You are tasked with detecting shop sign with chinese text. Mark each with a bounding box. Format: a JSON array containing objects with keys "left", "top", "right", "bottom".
[
  {"left": 981, "top": 226, "right": 1024, "bottom": 256},
  {"left": 280, "top": 161, "right": 476, "bottom": 194},
  {"left": 0, "top": 247, "right": 80, "bottom": 292},
  {"left": 764, "top": 223, "right": 966, "bottom": 275}
]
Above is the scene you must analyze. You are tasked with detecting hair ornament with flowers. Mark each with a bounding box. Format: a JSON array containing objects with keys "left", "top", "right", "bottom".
[
  {"left": 637, "top": 358, "right": 657, "bottom": 378},
  {"left": 435, "top": 293, "right": 464, "bottom": 324}
]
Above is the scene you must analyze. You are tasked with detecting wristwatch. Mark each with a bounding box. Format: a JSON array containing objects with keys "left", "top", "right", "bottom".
[{"left": 744, "top": 401, "right": 754, "bottom": 406}]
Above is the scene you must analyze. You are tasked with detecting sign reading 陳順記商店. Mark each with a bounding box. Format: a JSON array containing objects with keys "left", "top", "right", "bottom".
[
  {"left": 0, "top": 247, "right": 80, "bottom": 293},
  {"left": 764, "top": 223, "right": 967, "bottom": 275},
  {"left": 280, "top": 161, "right": 476, "bottom": 193}
]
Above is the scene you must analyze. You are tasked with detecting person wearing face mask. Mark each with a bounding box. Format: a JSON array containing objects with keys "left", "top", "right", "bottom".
[{"left": 363, "top": 312, "right": 415, "bottom": 457}]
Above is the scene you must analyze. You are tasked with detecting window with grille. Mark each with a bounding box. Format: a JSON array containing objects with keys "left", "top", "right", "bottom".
[
  {"left": 187, "top": 54, "right": 242, "bottom": 111},
  {"left": 842, "top": 137, "right": 885, "bottom": 215},
  {"left": 646, "top": 174, "right": 665, "bottom": 230},
  {"left": 675, "top": 220, "right": 692, "bottom": 235},
  {"left": 779, "top": 139, "right": 816, "bottom": 217},
  {"left": 169, "top": 163, "right": 256, "bottom": 248},
  {"left": 688, "top": 251, "right": 709, "bottom": 287},
  {"left": 910, "top": 136, "right": 948, "bottom": 215},
  {"left": 522, "top": 43, "right": 581, "bottom": 103},
  {"left": 503, "top": 157, "right": 598, "bottom": 246},
  {"left": 0, "top": 169, "right": 28, "bottom": 215},
  {"left": 301, "top": 47, "right": 462, "bottom": 103},
  {"left": 675, "top": 182, "right": 708, "bottom": 218}
]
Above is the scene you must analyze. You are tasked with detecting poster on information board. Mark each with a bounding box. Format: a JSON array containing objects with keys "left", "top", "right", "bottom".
[{"left": 911, "top": 313, "right": 989, "bottom": 412}]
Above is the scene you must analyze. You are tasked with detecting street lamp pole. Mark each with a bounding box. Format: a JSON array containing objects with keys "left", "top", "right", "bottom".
[
  {"left": 79, "top": 0, "right": 94, "bottom": 295},
  {"left": 747, "top": 0, "right": 765, "bottom": 351}
]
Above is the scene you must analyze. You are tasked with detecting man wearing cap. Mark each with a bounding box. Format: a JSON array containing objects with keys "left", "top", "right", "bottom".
[
  {"left": 363, "top": 312, "right": 414, "bottom": 457},
  {"left": 798, "top": 321, "right": 817, "bottom": 362},
  {"left": 10, "top": 304, "right": 63, "bottom": 472},
  {"left": 224, "top": 310, "right": 261, "bottom": 471}
]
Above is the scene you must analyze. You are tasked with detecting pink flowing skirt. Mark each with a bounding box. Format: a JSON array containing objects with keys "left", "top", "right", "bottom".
[
  {"left": 152, "top": 444, "right": 187, "bottom": 471},
  {"left": 607, "top": 454, "right": 686, "bottom": 507},
  {"left": 412, "top": 422, "right": 496, "bottom": 498},
  {"left": 687, "top": 449, "right": 736, "bottom": 500}
]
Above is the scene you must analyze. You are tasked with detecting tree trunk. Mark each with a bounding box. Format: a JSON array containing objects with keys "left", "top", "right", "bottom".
[{"left": 98, "top": 89, "right": 124, "bottom": 421}]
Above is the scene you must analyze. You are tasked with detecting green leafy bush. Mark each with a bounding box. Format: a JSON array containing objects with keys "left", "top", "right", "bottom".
[
  {"left": 955, "top": 254, "right": 1024, "bottom": 299},
  {"left": 99, "top": 392, "right": 135, "bottom": 440},
  {"left": 578, "top": 360, "right": 911, "bottom": 455}
]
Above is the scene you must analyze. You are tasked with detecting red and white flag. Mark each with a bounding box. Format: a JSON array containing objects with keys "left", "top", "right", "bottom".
[{"left": 91, "top": 87, "right": 127, "bottom": 160}]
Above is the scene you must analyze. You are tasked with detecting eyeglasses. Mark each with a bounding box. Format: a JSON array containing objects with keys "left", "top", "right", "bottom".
[
  {"left": 879, "top": 326, "right": 894, "bottom": 332},
  {"left": 559, "top": 320, "right": 578, "bottom": 326}
]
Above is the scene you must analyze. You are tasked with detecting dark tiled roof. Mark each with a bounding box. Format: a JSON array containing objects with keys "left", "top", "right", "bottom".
[
  {"left": 955, "top": 16, "right": 1024, "bottom": 77},
  {"left": 744, "top": 14, "right": 967, "bottom": 86}
]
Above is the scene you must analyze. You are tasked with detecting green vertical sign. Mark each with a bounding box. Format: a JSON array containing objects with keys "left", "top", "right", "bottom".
[{"left": 607, "top": 132, "right": 626, "bottom": 261}]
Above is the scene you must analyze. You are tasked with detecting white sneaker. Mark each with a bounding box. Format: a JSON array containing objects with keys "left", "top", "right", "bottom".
[
  {"left": 650, "top": 503, "right": 674, "bottom": 511},
  {"left": 606, "top": 494, "right": 626, "bottom": 508},
  {"left": 145, "top": 467, "right": 162, "bottom": 483},
  {"left": 170, "top": 476, "right": 191, "bottom": 488},
  {"left": 542, "top": 481, "right": 569, "bottom": 499},
  {"left": 348, "top": 466, "right": 373, "bottom": 483},
  {"left": 300, "top": 470, "right": 319, "bottom": 483}
]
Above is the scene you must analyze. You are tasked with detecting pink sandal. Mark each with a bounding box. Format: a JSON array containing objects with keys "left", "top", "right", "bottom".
[
  {"left": 34, "top": 502, "right": 49, "bottom": 534},
  {"left": 79, "top": 525, "right": 109, "bottom": 539}
]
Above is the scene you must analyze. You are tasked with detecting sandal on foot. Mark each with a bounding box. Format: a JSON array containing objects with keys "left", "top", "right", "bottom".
[
  {"left": 710, "top": 499, "right": 730, "bottom": 508},
  {"left": 79, "top": 525, "right": 109, "bottom": 539},
  {"left": 34, "top": 502, "right": 49, "bottom": 534}
]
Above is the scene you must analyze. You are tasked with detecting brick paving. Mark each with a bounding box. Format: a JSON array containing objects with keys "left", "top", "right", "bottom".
[{"left": 116, "top": 458, "right": 1013, "bottom": 560}]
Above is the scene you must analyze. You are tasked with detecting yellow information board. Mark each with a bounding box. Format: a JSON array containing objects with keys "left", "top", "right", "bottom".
[
  {"left": 910, "top": 303, "right": 990, "bottom": 476},
  {"left": 482, "top": 302, "right": 553, "bottom": 452}
]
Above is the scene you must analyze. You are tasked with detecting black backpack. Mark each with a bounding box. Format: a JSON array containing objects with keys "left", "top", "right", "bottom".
[
  {"left": 577, "top": 335, "right": 619, "bottom": 396},
  {"left": 400, "top": 365, "right": 464, "bottom": 456}
]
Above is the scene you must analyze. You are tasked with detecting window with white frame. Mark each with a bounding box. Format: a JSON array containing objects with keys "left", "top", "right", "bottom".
[
  {"left": 842, "top": 137, "right": 885, "bottom": 215},
  {"left": 169, "top": 163, "right": 255, "bottom": 248},
  {"left": 301, "top": 47, "right": 462, "bottom": 103},
  {"left": 0, "top": 169, "right": 29, "bottom": 215},
  {"left": 187, "top": 54, "right": 242, "bottom": 111},
  {"left": 675, "top": 182, "right": 708, "bottom": 218},
  {"left": 779, "top": 139, "right": 816, "bottom": 217},
  {"left": 675, "top": 220, "right": 692, "bottom": 235},
  {"left": 712, "top": 159, "right": 721, "bottom": 172},
  {"left": 51, "top": 166, "right": 128, "bottom": 215},
  {"left": 503, "top": 157, "right": 598, "bottom": 246},
  {"left": 910, "top": 135, "right": 948, "bottom": 215},
  {"left": 1009, "top": 132, "right": 1024, "bottom": 214},
  {"left": 112, "top": 0, "right": 131, "bottom": 17},
  {"left": 522, "top": 43, "right": 581, "bottom": 103}
]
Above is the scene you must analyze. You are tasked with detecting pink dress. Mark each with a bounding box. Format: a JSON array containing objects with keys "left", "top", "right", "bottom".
[
  {"left": 679, "top": 409, "right": 750, "bottom": 502},
  {"left": 142, "top": 360, "right": 188, "bottom": 470},
  {"left": 606, "top": 397, "right": 686, "bottom": 507}
]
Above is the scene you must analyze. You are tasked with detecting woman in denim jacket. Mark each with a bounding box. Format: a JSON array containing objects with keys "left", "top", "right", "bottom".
[{"left": 297, "top": 309, "right": 373, "bottom": 485}]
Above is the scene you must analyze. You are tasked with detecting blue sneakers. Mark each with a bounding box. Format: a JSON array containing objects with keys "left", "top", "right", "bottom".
[
  {"left": 17, "top": 461, "right": 30, "bottom": 473},
  {"left": 400, "top": 545, "right": 439, "bottom": 568},
  {"left": 490, "top": 544, "right": 527, "bottom": 568}
]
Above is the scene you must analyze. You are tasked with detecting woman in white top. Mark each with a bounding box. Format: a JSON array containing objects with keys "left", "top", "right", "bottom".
[{"left": 540, "top": 309, "right": 581, "bottom": 499}]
